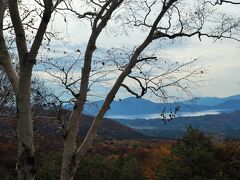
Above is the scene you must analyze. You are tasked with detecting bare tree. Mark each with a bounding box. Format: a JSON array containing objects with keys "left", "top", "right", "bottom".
[
  {"left": 51, "top": 0, "right": 240, "bottom": 179},
  {"left": 0, "top": 65, "right": 57, "bottom": 117},
  {"left": 0, "top": 0, "right": 240, "bottom": 180},
  {"left": 0, "top": 67, "right": 14, "bottom": 116},
  {"left": 0, "top": 0, "right": 63, "bottom": 179},
  {"left": 212, "top": 0, "right": 240, "bottom": 5}
]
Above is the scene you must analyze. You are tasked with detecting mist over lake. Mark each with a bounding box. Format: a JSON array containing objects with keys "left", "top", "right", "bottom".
[{"left": 107, "top": 109, "right": 232, "bottom": 120}]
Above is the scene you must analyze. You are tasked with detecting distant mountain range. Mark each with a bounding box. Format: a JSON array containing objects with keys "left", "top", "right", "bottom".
[
  {"left": 62, "top": 94, "right": 240, "bottom": 139},
  {"left": 185, "top": 94, "right": 240, "bottom": 106},
  {"left": 64, "top": 94, "right": 240, "bottom": 118},
  {"left": 113, "top": 110, "right": 240, "bottom": 139}
]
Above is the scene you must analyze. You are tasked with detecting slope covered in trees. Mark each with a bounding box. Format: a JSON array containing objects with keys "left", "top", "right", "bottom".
[
  {"left": 115, "top": 110, "right": 240, "bottom": 138},
  {"left": 0, "top": 114, "right": 148, "bottom": 143},
  {"left": 1, "top": 127, "right": 240, "bottom": 179}
]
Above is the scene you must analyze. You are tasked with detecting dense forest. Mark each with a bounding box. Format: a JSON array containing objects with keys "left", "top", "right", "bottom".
[{"left": 1, "top": 127, "right": 240, "bottom": 180}]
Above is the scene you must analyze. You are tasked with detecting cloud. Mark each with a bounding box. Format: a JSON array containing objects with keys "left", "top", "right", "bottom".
[{"left": 33, "top": 1, "right": 240, "bottom": 101}]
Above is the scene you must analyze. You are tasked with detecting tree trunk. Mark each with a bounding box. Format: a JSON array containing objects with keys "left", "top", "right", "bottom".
[
  {"left": 16, "top": 64, "right": 36, "bottom": 180},
  {"left": 1, "top": 0, "right": 53, "bottom": 179},
  {"left": 60, "top": 24, "right": 97, "bottom": 180},
  {"left": 60, "top": 111, "right": 81, "bottom": 180},
  {"left": 0, "top": 0, "right": 19, "bottom": 94}
]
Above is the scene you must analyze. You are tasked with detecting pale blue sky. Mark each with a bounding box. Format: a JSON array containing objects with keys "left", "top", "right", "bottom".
[{"left": 34, "top": 1, "right": 240, "bottom": 102}]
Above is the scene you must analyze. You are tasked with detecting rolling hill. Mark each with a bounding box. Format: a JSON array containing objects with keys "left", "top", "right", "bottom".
[
  {"left": 113, "top": 110, "right": 240, "bottom": 139},
  {"left": 0, "top": 114, "right": 148, "bottom": 143}
]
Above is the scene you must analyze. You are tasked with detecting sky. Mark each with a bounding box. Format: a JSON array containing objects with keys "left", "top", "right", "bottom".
[
  {"left": 33, "top": 0, "right": 240, "bottom": 102},
  {"left": 160, "top": 37, "right": 240, "bottom": 98}
]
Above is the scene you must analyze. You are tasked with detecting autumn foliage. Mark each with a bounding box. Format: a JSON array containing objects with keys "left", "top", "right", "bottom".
[{"left": 1, "top": 127, "right": 240, "bottom": 179}]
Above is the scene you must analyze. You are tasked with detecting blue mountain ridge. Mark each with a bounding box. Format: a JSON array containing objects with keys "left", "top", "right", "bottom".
[
  {"left": 63, "top": 94, "right": 240, "bottom": 139},
  {"left": 64, "top": 94, "right": 240, "bottom": 117},
  {"left": 185, "top": 94, "right": 240, "bottom": 106}
]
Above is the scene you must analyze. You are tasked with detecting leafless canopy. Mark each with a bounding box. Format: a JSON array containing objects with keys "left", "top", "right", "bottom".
[{"left": 0, "top": 0, "right": 240, "bottom": 179}]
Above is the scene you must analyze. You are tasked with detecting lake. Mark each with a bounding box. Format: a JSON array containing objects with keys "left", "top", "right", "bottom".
[{"left": 106, "top": 109, "right": 232, "bottom": 120}]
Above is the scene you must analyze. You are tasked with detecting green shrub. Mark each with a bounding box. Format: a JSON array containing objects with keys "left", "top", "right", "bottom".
[
  {"left": 154, "top": 126, "right": 221, "bottom": 180},
  {"left": 75, "top": 154, "right": 144, "bottom": 180},
  {"left": 36, "top": 152, "right": 61, "bottom": 180}
]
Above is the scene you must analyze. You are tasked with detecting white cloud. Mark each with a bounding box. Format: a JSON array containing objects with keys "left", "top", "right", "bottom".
[{"left": 34, "top": 1, "right": 240, "bottom": 100}]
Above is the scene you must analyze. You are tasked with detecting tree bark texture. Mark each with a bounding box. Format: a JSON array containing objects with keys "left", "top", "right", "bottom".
[
  {"left": 16, "top": 63, "right": 35, "bottom": 180},
  {"left": 60, "top": 1, "right": 124, "bottom": 179},
  {"left": 1, "top": 0, "right": 53, "bottom": 179}
]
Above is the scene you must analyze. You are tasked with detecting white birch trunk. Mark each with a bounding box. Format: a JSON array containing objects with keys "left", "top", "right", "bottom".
[
  {"left": 16, "top": 64, "right": 35, "bottom": 179},
  {"left": 60, "top": 111, "right": 82, "bottom": 180},
  {"left": 1, "top": 0, "right": 53, "bottom": 179}
]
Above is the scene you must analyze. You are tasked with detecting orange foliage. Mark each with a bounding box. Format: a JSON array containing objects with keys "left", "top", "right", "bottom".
[{"left": 143, "top": 144, "right": 173, "bottom": 180}]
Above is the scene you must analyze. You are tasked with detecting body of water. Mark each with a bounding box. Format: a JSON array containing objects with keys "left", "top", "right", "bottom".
[{"left": 106, "top": 109, "right": 232, "bottom": 120}]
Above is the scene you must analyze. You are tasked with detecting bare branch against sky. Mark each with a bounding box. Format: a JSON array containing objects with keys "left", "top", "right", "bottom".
[{"left": 34, "top": 0, "right": 240, "bottom": 100}]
